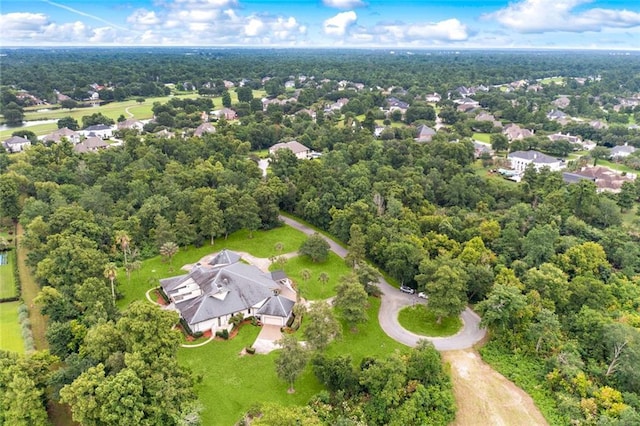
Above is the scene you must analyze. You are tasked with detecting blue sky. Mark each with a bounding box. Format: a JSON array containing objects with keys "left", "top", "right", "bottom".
[{"left": 1, "top": 0, "right": 639, "bottom": 49}]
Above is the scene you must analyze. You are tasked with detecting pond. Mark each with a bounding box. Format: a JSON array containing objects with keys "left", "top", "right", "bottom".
[{"left": 0, "top": 119, "right": 58, "bottom": 132}]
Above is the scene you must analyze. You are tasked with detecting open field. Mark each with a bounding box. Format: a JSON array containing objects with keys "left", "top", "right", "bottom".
[
  {"left": 0, "top": 301, "right": 24, "bottom": 353},
  {"left": 273, "top": 251, "right": 352, "bottom": 301},
  {"left": 0, "top": 249, "right": 16, "bottom": 298},
  {"left": 398, "top": 305, "right": 462, "bottom": 337},
  {"left": 472, "top": 132, "right": 491, "bottom": 143},
  {"left": 444, "top": 349, "right": 549, "bottom": 426}
]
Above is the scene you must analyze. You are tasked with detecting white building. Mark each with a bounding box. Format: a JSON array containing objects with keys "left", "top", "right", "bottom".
[{"left": 508, "top": 150, "right": 564, "bottom": 172}]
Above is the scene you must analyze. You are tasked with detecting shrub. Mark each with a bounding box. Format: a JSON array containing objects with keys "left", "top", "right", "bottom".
[
  {"left": 192, "top": 331, "right": 203, "bottom": 339},
  {"left": 215, "top": 329, "right": 229, "bottom": 340},
  {"left": 246, "top": 347, "right": 256, "bottom": 355}
]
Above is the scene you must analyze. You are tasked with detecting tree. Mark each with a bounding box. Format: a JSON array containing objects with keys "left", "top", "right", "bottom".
[
  {"left": 303, "top": 301, "right": 341, "bottom": 352},
  {"left": 275, "top": 334, "right": 309, "bottom": 393},
  {"left": 490, "top": 133, "right": 509, "bottom": 154},
  {"left": 60, "top": 99, "right": 78, "bottom": 109},
  {"left": 590, "top": 146, "right": 611, "bottom": 166},
  {"left": 174, "top": 210, "right": 196, "bottom": 247},
  {"left": 345, "top": 223, "right": 366, "bottom": 268},
  {"left": 81, "top": 112, "right": 115, "bottom": 128},
  {"left": 103, "top": 262, "right": 118, "bottom": 305},
  {"left": 0, "top": 174, "right": 20, "bottom": 220},
  {"left": 199, "top": 195, "right": 224, "bottom": 245},
  {"left": 617, "top": 182, "right": 636, "bottom": 212},
  {"left": 301, "top": 268, "right": 311, "bottom": 282},
  {"left": 299, "top": 233, "right": 330, "bottom": 263},
  {"left": 424, "top": 263, "right": 468, "bottom": 324},
  {"left": 334, "top": 273, "right": 368, "bottom": 330},
  {"left": 318, "top": 271, "right": 329, "bottom": 286},
  {"left": 222, "top": 91, "right": 232, "bottom": 107},
  {"left": 151, "top": 215, "right": 175, "bottom": 249},
  {"left": 114, "top": 230, "right": 131, "bottom": 267},
  {"left": 160, "top": 241, "right": 179, "bottom": 270},
  {"left": 57, "top": 116, "right": 79, "bottom": 130},
  {"left": 236, "top": 86, "right": 253, "bottom": 103}
]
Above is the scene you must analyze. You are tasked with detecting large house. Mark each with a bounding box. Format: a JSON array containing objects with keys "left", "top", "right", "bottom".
[
  {"left": 2, "top": 136, "right": 31, "bottom": 153},
  {"left": 41, "top": 127, "right": 81, "bottom": 144},
  {"left": 269, "top": 141, "right": 310, "bottom": 159},
  {"left": 160, "top": 250, "right": 296, "bottom": 333},
  {"left": 81, "top": 124, "right": 113, "bottom": 139},
  {"left": 610, "top": 144, "right": 636, "bottom": 159},
  {"left": 73, "top": 136, "right": 109, "bottom": 153},
  {"left": 414, "top": 124, "right": 436, "bottom": 142},
  {"left": 503, "top": 123, "right": 534, "bottom": 141},
  {"left": 508, "top": 150, "right": 564, "bottom": 172}
]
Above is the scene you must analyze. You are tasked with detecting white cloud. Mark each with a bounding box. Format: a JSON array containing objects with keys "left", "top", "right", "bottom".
[
  {"left": 127, "top": 9, "right": 161, "bottom": 26},
  {"left": 244, "top": 17, "right": 266, "bottom": 37},
  {"left": 323, "top": 11, "right": 357, "bottom": 36},
  {"left": 486, "top": 0, "right": 640, "bottom": 33},
  {"left": 323, "top": 0, "right": 366, "bottom": 9},
  {"left": 405, "top": 19, "right": 468, "bottom": 41},
  {"left": 0, "top": 12, "right": 49, "bottom": 34},
  {"left": 172, "top": 0, "right": 238, "bottom": 8}
]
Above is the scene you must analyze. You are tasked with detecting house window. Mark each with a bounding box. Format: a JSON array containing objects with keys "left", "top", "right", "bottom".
[
  {"left": 217, "top": 317, "right": 221, "bottom": 327},
  {"left": 247, "top": 309, "right": 251, "bottom": 314}
]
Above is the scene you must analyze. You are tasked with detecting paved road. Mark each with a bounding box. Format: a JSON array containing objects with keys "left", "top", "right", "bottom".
[{"left": 279, "top": 215, "right": 486, "bottom": 351}]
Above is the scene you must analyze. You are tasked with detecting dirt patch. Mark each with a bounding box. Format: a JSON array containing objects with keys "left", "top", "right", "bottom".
[{"left": 442, "top": 349, "right": 548, "bottom": 426}]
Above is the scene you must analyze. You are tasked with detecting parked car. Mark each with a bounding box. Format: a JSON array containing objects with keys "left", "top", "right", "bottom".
[
  {"left": 417, "top": 292, "right": 427, "bottom": 299},
  {"left": 400, "top": 285, "right": 415, "bottom": 294}
]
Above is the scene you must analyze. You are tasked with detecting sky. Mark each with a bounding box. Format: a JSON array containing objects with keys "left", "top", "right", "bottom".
[{"left": 1, "top": 0, "right": 639, "bottom": 49}]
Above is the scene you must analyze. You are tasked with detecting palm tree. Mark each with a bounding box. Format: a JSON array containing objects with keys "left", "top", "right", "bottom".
[
  {"left": 274, "top": 242, "right": 284, "bottom": 254},
  {"left": 301, "top": 269, "right": 311, "bottom": 282},
  {"left": 318, "top": 272, "right": 329, "bottom": 286},
  {"left": 114, "top": 230, "right": 131, "bottom": 267},
  {"left": 103, "top": 262, "right": 117, "bottom": 305},
  {"left": 160, "top": 241, "right": 179, "bottom": 271},
  {"left": 125, "top": 260, "right": 142, "bottom": 282}
]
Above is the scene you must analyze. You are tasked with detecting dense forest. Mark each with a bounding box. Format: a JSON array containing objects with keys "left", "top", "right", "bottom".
[{"left": 1, "top": 49, "right": 640, "bottom": 425}]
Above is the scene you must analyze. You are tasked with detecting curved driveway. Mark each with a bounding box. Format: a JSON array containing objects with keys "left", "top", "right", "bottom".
[{"left": 280, "top": 215, "right": 486, "bottom": 351}]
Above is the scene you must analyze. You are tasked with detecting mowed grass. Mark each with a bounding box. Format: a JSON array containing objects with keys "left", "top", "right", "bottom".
[
  {"left": 472, "top": 132, "right": 491, "bottom": 143},
  {"left": 118, "top": 225, "right": 309, "bottom": 307},
  {"left": 0, "top": 301, "right": 24, "bottom": 353},
  {"left": 0, "top": 249, "right": 16, "bottom": 298},
  {"left": 274, "top": 252, "right": 352, "bottom": 301},
  {"left": 398, "top": 305, "right": 462, "bottom": 337},
  {"left": 180, "top": 296, "right": 405, "bottom": 426}
]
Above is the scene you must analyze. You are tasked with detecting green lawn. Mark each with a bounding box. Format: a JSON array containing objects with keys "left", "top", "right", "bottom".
[
  {"left": 118, "top": 225, "right": 309, "bottom": 308},
  {"left": 595, "top": 159, "right": 638, "bottom": 174},
  {"left": 0, "top": 249, "right": 16, "bottom": 298},
  {"left": 397, "top": 305, "right": 462, "bottom": 337},
  {"left": 472, "top": 132, "right": 491, "bottom": 143},
  {"left": 180, "top": 297, "right": 404, "bottom": 426},
  {"left": 0, "top": 301, "right": 24, "bottom": 353},
  {"left": 273, "top": 251, "right": 352, "bottom": 301}
]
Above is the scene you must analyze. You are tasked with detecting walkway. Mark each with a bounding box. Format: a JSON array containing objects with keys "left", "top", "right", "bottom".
[{"left": 279, "top": 215, "right": 487, "bottom": 351}]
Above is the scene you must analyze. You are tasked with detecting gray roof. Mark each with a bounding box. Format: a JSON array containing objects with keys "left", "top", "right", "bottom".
[
  {"left": 161, "top": 250, "right": 291, "bottom": 327},
  {"left": 508, "top": 150, "right": 559, "bottom": 164},
  {"left": 257, "top": 295, "right": 294, "bottom": 317},
  {"left": 271, "top": 270, "right": 287, "bottom": 282},
  {"left": 84, "top": 124, "right": 112, "bottom": 131},
  {"left": 270, "top": 141, "right": 309, "bottom": 155},
  {"left": 3, "top": 136, "right": 30, "bottom": 146},
  {"left": 563, "top": 172, "right": 596, "bottom": 184},
  {"left": 611, "top": 145, "right": 635, "bottom": 155}
]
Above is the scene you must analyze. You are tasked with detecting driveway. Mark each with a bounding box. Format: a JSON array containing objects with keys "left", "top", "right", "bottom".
[{"left": 279, "top": 215, "right": 486, "bottom": 351}]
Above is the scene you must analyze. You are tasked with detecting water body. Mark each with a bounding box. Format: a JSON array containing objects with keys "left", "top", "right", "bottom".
[{"left": 0, "top": 119, "right": 58, "bottom": 132}]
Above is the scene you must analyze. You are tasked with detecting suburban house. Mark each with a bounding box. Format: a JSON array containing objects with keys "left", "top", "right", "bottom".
[
  {"left": 73, "top": 136, "right": 109, "bottom": 153},
  {"left": 117, "top": 119, "right": 144, "bottom": 131},
  {"left": 269, "top": 141, "right": 310, "bottom": 159},
  {"left": 41, "top": 127, "right": 81, "bottom": 144},
  {"left": 81, "top": 124, "right": 113, "bottom": 139},
  {"left": 473, "top": 141, "right": 494, "bottom": 158},
  {"left": 474, "top": 112, "right": 503, "bottom": 128},
  {"left": 547, "top": 109, "right": 569, "bottom": 122},
  {"left": 414, "top": 124, "right": 437, "bottom": 142},
  {"left": 571, "top": 166, "right": 636, "bottom": 193},
  {"left": 160, "top": 250, "right": 296, "bottom": 333},
  {"left": 503, "top": 123, "right": 534, "bottom": 141},
  {"left": 194, "top": 122, "right": 216, "bottom": 137},
  {"left": 552, "top": 96, "right": 571, "bottom": 109},
  {"left": 425, "top": 92, "right": 441, "bottom": 103},
  {"left": 610, "top": 144, "right": 636, "bottom": 159},
  {"left": 548, "top": 132, "right": 582, "bottom": 144},
  {"left": 2, "top": 136, "right": 31, "bottom": 153},
  {"left": 387, "top": 97, "right": 410, "bottom": 112},
  {"left": 508, "top": 150, "right": 564, "bottom": 172},
  {"left": 211, "top": 108, "right": 237, "bottom": 120}
]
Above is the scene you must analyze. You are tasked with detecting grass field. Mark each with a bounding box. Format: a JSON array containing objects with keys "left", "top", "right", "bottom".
[
  {"left": 472, "top": 132, "right": 491, "bottom": 143},
  {"left": 0, "top": 249, "right": 16, "bottom": 299},
  {"left": 273, "top": 251, "right": 352, "bottom": 301},
  {"left": 180, "top": 296, "right": 404, "bottom": 426},
  {"left": 0, "top": 301, "right": 24, "bottom": 353},
  {"left": 397, "top": 305, "right": 462, "bottom": 337}
]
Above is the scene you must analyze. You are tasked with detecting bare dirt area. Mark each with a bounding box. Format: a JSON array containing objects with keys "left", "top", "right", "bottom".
[{"left": 442, "top": 350, "right": 548, "bottom": 426}]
